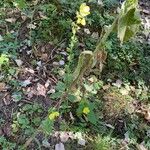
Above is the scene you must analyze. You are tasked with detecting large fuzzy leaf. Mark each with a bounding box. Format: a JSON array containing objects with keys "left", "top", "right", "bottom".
[
  {"left": 117, "top": 0, "right": 141, "bottom": 43},
  {"left": 72, "top": 51, "right": 94, "bottom": 87}
]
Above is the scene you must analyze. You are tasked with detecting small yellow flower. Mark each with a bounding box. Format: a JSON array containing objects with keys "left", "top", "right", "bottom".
[
  {"left": 79, "top": 3, "right": 90, "bottom": 17},
  {"left": 77, "top": 17, "right": 86, "bottom": 26},
  {"left": 77, "top": 17, "right": 81, "bottom": 24},
  {"left": 49, "top": 111, "right": 59, "bottom": 120},
  {"left": 83, "top": 107, "right": 90, "bottom": 114},
  {"left": 80, "top": 18, "right": 86, "bottom": 26}
]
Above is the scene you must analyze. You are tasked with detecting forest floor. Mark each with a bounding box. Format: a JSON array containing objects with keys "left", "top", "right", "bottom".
[{"left": 0, "top": 0, "right": 150, "bottom": 150}]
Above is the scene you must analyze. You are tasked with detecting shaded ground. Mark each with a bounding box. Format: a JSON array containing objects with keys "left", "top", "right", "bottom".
[{"left": 0, "top": 0, "right": 150, "bottom": 149}]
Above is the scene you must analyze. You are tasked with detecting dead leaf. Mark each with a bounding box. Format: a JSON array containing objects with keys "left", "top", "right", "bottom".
[
  {"left": 0, "top": 82, "right": 6, "bottom": 91},
  {"left": 27, "top": 24, "right": 36, "bottom": 29},
  {"left": 53, "top": 62, "right": 59, "bottom": 67},
  {"left": 98, "top": 0, "right": 103, "bottom": 6},
  {"left": 45, "top": 80, "right": 50, "bottom": 88},
  {"left": 120, "top": 88, "right": 129, "bottom": 95},
  {"left": 5, "top": 18, "right": 16, "bottom": 23},
  {"left": 78, "top": 138, "right": 86, "bottom": 146},
  {"left": 60, "top": 132, "right": 69, "bottom": 143},
  {"left": 112, "top": 79, "right": 122, "bottom": 88},
  {"left": 137, "top": 144, "right": 148, "bottom": 150},
  {"left": 3, "top": 93, "right": 11, "bottom": 105},
  {"left": 103, "top": 84, "right": 110, "bottom": 90},
  {"left": 37, "top": 83, "right": 46, "bottom": 97},
  {"left": 91, "top": 32, "right": 99, "bottom": 39},
  {"left": 25, "top": 68, "right": 35, "bottom": 74},
  {"left": 144, "top": 110, "right": 150, "bottom": 122},
  {"left": 41, "top": 53, "right": 48, "bottom": 61},
  {"left": 39, "top": 11, "right": 48, "bottom": 19},
  {"left": 26, "top": 87, "right": 36, "bottom": 98},
  {"left": 84, "top": 28, "right": 91, "bottom": 34},
  {"left": 55, "top": 142, "right": 65, "bottom": 150},
  {"left": 47, "top": 88, "right": 55, "bottom": 94},
  {"left": 21, "top": 80, "right": 31, "bottom": 87},
  {"left": 15, "top": 59, "right": 23, "bottom": 67}
]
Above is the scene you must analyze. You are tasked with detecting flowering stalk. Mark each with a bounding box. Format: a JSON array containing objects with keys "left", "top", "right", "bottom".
[{"left": 67, "top": 3, "right": 90, "bottom": 71}]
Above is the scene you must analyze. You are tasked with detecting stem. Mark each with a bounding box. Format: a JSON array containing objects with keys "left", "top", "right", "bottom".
[{"left": 94, "top": 17, "right": 118, "bottom": 54}]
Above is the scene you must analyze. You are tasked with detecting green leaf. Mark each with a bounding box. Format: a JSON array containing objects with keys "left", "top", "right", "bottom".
[
  {"left": 63, "top": 73, "right": 73, "bottom": 87},
  {"left": 55, "top": 81, "right": 66, "bottom": 91},
  {"left": 67, "top": 94, "right": 76, "bottom": 102},
  {"left": 12, "top": 92, "right": 22, "bottom": 102},
  {"left": 87, "top": 110, "right": 98, "bottom": 125},
  {"left": 0, "top": 54, "right": 9, "bottom": 67},
  {"left": 13, "top": 0, "right": 26, "bottom": 9},
  {"left": 76, "top": 101, "right": 85, "bottom": 116},
  {"left": 50, "top": 92, "right": 63, "bottom": 99},
  {"left": 118, "top": 0, "right": 141, "bottom": 43},
  {"left": 17, "top": 115, "right": 30, "bottom": 127},
  {"left": 41, "top": 119, "right": 53, "bottom": 134}
]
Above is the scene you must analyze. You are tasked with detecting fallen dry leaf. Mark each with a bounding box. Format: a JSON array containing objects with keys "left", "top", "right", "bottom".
[
  {"left": 45, "top": 80, "right": 51, "bottom": 88},
  {"left": 27, "top": 24, "right": 36, "bottom": 29},
  {"left": 21, "top": 80, "right": 31, "bottom": 87},
  {"left": 60, "top": 132, "right": 69, "bottom": 143},
  {"left": 144, "top": 110, "right": 150, "bottom": 122},
  {"left": 25, "top": 68, "right": 35, "bottom": 74},
  {"left": 3, "top": 93, "right": 11, "bottom": 105},
  {"left": 26, "top": 87, "right": 36, "bottom": 98},
  {"left": 37, "top": 83, "right": 46, "bottom": 97},
  {"left": 78, "top": 138, "right": 86, "bottom": 146},
  {"left": 112, "top": 79, "right": 122, "bottom": 88},
  {"left": 15, "top": 59, "right": 23, "bottom": 67},
  {"left": 137, "top": 144, "right": 148, "bottom": 150},
  {"left": 120, "top": 88, "right": 129, "bottom": 95},
  {"left": 41, "top": 53, "right": 48, "bottom": 61},
  {"left": 0, "top": 82, "right": 6, "bottom": 91},
  {"left": 5, "top": 18, "right": 16, "bottom": 23},
  {"left": 102, "top": 84, "right": 110, "bottom": 90},
  {"left": 55, "top": 142, "right": 65, "bottom": 150}
]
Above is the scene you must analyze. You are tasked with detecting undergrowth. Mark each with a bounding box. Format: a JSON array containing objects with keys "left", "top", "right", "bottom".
[{"left": 0, "top": 0, "right": 149, "bottom": 149}]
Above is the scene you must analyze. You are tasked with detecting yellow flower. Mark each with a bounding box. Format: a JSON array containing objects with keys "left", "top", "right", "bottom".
[
  {"left": 77, "top": 17, "right": 86, "bottom": 26},
  {"left": 49, "top": 111, "right": 59, "bottom": 120},
  {"left": 83, "top": 107, "right": 90, "bottom": 114},
  {"left": 79, "top": 3, "right": 90, "bottom": 17},
  {"left": 80, "top": 18, "right": 86, "bottom": 26}
]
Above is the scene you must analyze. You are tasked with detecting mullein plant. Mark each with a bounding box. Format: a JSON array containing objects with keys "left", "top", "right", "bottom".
[
  {"left": 71, "top": 0, "right": 141, "bottom": 89},
  {"left": 67, "top": 3, "right": 90, "bottom": 71}
]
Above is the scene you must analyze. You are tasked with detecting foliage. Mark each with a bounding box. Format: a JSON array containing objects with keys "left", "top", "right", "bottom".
[
  {"left": 117, "top": 0, "right": 141, "bottom": 43},
  {"left": 93, "top": 135, "right": 112, "bottom": 150},
  {"left": 0, "top": 54, "right": 9, "bottom": 69},
  {"left": 0, "top": 0, "right": 149, "bottom": 149}
]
